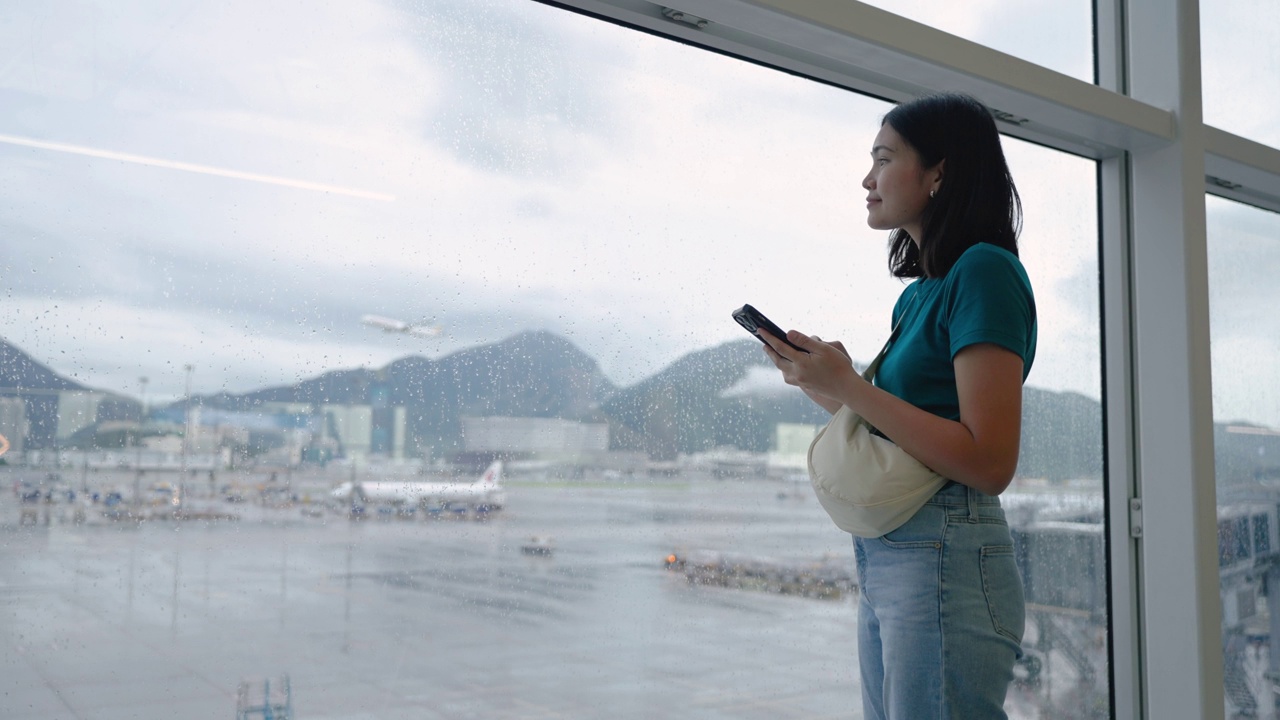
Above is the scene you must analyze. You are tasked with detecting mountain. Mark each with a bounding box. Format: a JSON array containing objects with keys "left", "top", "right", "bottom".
[
  {"left": 0, "top": 338, "right": 87, "bottom": 392},
  {"left": 602, "top": 338, "right": 829, "bottom": 460},
  {"left": 9, "top": 331, "right": 1274, "bottom": 486},
  {"left": 1019, "top": 387, "right": 1103, "bottom": 481},
  {"left": 203, "top": 330, "right": 616, "bottom": 456},
  {"left": 0, "top": 339, "right": 141, "bottom": 448}
]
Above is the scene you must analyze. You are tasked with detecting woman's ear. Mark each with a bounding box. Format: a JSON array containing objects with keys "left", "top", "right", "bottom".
[{"left": 930, "top": 158, "right": 945, "bottom": 195}]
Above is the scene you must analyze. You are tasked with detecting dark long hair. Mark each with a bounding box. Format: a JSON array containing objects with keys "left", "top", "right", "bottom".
[{"left": 882, "top": 93, "right": 1022, "bottom": 278}]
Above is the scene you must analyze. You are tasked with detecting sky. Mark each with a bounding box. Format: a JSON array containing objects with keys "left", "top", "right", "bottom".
[{"left": 0, "top": 0, "right": 1275, "bottom": 428}]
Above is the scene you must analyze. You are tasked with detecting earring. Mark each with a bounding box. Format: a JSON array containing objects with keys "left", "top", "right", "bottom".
[{"left": 929, "top": 189, "right": 936, "bottom": 198}]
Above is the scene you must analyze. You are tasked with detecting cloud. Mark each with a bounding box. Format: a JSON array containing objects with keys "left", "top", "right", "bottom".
[
  {"left": 1205, "top": 196, "right": 1280, "bottom": 427},
  {"left": 1207, "top": 195, "right": 1280, "bottom": 318},
  {"left": 1003, "top": 139, "right": 1101, "bottom": 397},
  {"left": 721, "top": 365, "right": 791, "bottom": 398},
  {"left": 1210, "top": 334, "right": 1280, "bottom": 427},
  {"left": 1201, "top": 1, "right": 1280, "bottom": 146},
  {"left": 859, "top": 0, "right": 1093, "bottom": 82},
  {"left": 0, "top": 296, "right": 400, "bottom": 400},
  {"left": 398, "top": 0, "right": 624, "bottom": 176},
  {"left": 0, "top": 0, "right": 1213, "bottom": 424}
]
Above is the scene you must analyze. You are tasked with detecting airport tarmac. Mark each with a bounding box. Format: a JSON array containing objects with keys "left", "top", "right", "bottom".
[
  {"left": 2, "top": 469, "right": 870, "bottom": 719},
  {"left": 1, "top": 469, "right": 1061, "bottom": 719}
]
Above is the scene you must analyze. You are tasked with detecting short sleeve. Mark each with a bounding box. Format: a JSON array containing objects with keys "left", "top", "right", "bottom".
[{"left": 942, "top": 245, "right": 1037, "bottom": 371}]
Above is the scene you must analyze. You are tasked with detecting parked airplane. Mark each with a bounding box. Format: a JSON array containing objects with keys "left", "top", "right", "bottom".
[
  {"left": 361, "top": 314, "right": 442, "bottom": 338},
  {"left": 330, "top": 461, "right": 505, "bottom": 511}
]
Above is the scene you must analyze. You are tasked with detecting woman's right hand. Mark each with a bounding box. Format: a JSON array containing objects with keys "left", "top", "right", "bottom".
[
  {"left": 798, "top": 335, "right": 849, "bottom": 412},
  {"left": 801, "top": 336, "right": 847, "bottom": 414},
  {"left": 820, "top": 337, "right": 851, "bottom": 361},
  {"left": 758, "top": 331, "right": 848, "bottom": 415}
]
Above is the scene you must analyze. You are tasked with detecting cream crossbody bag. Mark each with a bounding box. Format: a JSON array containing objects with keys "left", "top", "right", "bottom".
[{"left": 807, "top": 292, "right": 946, "bottom": 537}]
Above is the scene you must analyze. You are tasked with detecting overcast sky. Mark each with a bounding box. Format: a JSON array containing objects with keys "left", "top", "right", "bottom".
[{"left": 0, "top": 0, "right": 1276, "bottom": 427}]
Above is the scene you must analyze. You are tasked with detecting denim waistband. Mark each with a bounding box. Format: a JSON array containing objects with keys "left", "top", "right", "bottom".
[{"left": 924, "top": 480, "right": 1001, "bottom": 506}]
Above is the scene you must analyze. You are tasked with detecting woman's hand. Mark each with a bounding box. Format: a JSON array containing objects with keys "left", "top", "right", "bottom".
[{"left": 757, "top": 327, "right": 862, "bottom": 403}]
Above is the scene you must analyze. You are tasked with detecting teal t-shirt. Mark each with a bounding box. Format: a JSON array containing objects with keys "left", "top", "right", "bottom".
[{"left": 874, "top": 242, "right": 1037, "bottom": 423}]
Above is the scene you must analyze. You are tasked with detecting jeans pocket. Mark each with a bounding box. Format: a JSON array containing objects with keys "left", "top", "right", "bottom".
[
  {"left": 876, "top": 505, "right": 945, "bottom": 549},
  {"left": 980, "top": 545, "right": 1025, "bottom": 644}
]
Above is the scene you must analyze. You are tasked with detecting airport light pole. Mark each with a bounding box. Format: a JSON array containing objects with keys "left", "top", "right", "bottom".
[
  {"left": 285, "top": 425, "right": 294, "bottom": 500},
  {"left": 180, "top": 364, "right": 193, "bottom": 506},
  {"left": 134, "top": 376, "right": 148, "bottom": 509}
]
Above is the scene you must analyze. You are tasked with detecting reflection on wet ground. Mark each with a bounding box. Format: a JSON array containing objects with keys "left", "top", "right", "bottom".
[
  {"left": 2, "top": 467, "right": 1098, "bottom": 718},
  {"left": 1, "top": 470, "right": 862, "bottom": 719}
]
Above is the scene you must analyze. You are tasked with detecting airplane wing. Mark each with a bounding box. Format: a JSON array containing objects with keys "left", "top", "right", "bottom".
[
  {"left": 362, "top": 315, "right": 409, "bottom": 332},
  {"left": 363, "top": 315, "right": 441, "bottom": 337},
  {"left": 407, "top": 325, "right": 443, "bottom": 338}
]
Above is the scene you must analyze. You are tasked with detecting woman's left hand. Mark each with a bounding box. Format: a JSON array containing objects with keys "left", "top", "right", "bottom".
[{"left": 757, "top": 327, "right": 862, "bottom": 401}]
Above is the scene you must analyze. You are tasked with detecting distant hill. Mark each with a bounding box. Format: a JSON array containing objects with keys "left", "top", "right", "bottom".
[
  {"left": 204, "top": 330, "right": 616, "bottom": 456},
  {"left": 6, "top": 331, "right": 1276, "bottom": 486},
  {"left": 0, "top": 339, "right": 144, "bottom": 448},
  {"left": 602, "top": 339, "right": 828, "bottom": 460},
  {"left": 1020, "top": 387, "right": 1103, "bottom": 481},
  {"left": 0, "top": 338, "right": 87, "bottom": 392}
]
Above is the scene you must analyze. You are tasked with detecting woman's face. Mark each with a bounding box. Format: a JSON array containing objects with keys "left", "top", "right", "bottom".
[{"left": 862, "top": 123, "right": 942, "bottom": 244}]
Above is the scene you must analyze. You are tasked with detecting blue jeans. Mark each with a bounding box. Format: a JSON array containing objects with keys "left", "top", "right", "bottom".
[{"left": 854, "top": 481, "right": 1024, "bottom": 720}]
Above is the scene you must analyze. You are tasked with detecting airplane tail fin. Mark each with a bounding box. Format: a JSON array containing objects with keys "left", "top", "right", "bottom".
[{"left": 478, "top": 461, "right": 503, "bottom": 487}]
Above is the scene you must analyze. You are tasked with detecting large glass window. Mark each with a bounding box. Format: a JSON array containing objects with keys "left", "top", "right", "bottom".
[
  {"left": 1001, "top": 139, "right": 1109, "bottom": 719},
  {"left": 1, "top": 1, "right": 1105, "bottom": 717},
  {"left": 1207, "top": 195, "right": 1280, "bottom": 719},
  {"left": 1202, "top": 1, "right": 1280, "bottom": 147}
]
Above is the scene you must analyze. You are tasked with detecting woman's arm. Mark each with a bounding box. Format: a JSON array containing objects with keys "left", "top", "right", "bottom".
[
  {"left": 844, "top": 344, "right": 1023, "bottom": 495},
  {"left": 759, "top": 329, "right": 1024, "bottom": 495}
]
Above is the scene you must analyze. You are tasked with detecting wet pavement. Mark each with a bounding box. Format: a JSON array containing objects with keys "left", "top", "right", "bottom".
[{"left": 1, "top": 470, "right": 863, "bottom": 719}]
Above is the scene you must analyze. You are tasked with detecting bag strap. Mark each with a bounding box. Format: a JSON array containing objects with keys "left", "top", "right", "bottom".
[
  {"left": 862, "top": 285, "right": 924, "bottom": 383},
  {"left": 853, "top": 286, "right": 925, "bottom": 438},
  {"left": 860, "top": 332, "right": 896, "bottom": 383}
]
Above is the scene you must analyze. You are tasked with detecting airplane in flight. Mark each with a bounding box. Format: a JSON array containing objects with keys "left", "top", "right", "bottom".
[
  {"left": 330, "top": 461, "right": 506, "bottom": 511},
  {"left": 361, "top": 314, "right": 442, "bottom": 338}
]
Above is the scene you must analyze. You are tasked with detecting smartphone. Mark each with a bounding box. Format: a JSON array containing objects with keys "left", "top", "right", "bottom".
[{"left": 732, "top": 304, "right": 809, "bottom": 353}]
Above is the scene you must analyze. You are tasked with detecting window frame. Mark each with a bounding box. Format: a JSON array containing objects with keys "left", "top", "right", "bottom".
[{"left": 540, "top": 0, "right": 1280, "bottom": 717}]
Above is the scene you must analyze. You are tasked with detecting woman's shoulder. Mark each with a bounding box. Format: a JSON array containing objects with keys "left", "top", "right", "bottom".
[
  {"left": 955, "top": 242, "right": 1023, "bottom": 270},
  {"left": 938, "top": 243, "right": 1035, "bottom": 318},
  {"left": 947, "top": 243, "right": 1031, "bottom": 288}
]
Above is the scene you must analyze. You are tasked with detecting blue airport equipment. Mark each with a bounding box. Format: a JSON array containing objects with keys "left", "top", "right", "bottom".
[
  {"left": 1012, "top": 521, "right": 1107, "bottom": 621},
  {"left": 235, "top": 675, "right": 292, "bottom": 720}
]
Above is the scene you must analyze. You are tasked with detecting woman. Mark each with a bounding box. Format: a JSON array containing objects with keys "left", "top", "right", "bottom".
[{"left": 758, "top": 93, "right": 1035, "bottom": 719}]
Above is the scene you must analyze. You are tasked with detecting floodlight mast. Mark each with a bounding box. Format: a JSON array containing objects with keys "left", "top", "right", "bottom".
[
  {"left": 180, "top": 364, "right": 194, "bottom": 507},
  {"left": 134, "top": 376, "right": 148, "bottom": 509}
]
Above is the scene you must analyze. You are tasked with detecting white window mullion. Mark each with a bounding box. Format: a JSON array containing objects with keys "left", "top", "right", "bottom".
[
  {"left": 1096, "top": 0, "right": 1145, "bottom": 716},
  {"left": 1126, "top": 0, "right": 1223, "bottom": 718},
  {"left": 1099, "top": 153, "right": 1145, "bottom": 720}
]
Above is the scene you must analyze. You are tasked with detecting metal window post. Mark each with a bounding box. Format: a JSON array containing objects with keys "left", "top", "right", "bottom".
[{"left": 1125, "top": 0, "right": 1223, "bottom": 717}]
